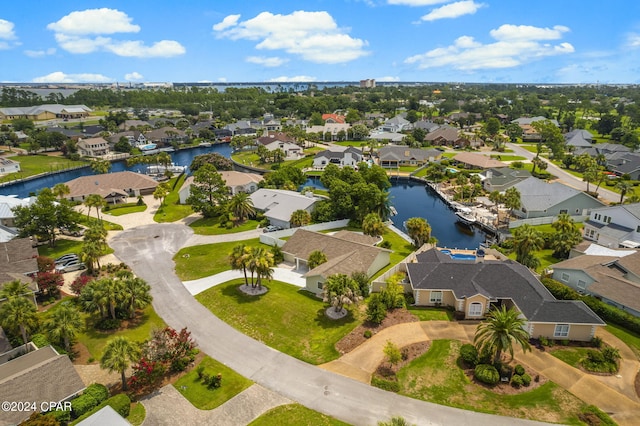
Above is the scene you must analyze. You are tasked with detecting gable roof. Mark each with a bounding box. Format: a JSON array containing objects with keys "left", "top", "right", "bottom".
[
  {"left": 453, "top": 152, "right": 506, "bottom": 169},
  {"left": 378, "top": 145, "right": 441, "bottom": 162},
  {"left": 513, "top": 177, "right": 604, "bottom": 212},
  {"left": 314, "top": 147, "right": 362, "bottom": 160},
  {"left": 0, "top": 346, "right": 86, "bottom": 425},
  {"left": 0, "top": 238, "right": 38, "bottom": 291},
  {"left": 483, "top": 167, "right": 531, "bottom": 187},
  {"left": 0, "top": 195, "right": 36, "bottom": 220},
  {"left": 281, "top": 229, "right": 389, "bottom": 279},
  {"left": 512, "top": 116, "right": 559, "bottom": 126},
  {"left": 322, "top": 113, "right": 346, "bottom": 124},
  {"left": 407, "top": 248, "right": 603, "bottom": 325},
  {"left": 65, "top": 171, "right": 159, "bottom": 199},
  {"left": 424, "top": 126, "right": 459, "bottom": 142},
  {"left": 249, "top": 189, "right": 318, "bottom": 222}
]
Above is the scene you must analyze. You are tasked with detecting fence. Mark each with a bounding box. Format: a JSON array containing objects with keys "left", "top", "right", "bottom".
[
  {"left": 509, "top": 215, "right": 588, "bottom": 229},
  {"left": 259, "top": 219, "right": 351, "bottom": 246}
]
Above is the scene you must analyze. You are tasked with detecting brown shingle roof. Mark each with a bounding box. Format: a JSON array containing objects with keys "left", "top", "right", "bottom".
[
  {"left": 65, "top": 171, "right": 159, "bottom": 199},
  {"left": 453, "top": 152, "right": 506, "bottom": 169},
  {"left": 0, "top": 238, "right": 38, "bottom": 292},
  {"left": 332, "top": 230, "right": 380, "bottom": 246}
]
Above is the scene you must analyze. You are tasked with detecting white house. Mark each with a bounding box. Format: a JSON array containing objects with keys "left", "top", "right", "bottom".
[
  {"left": 0, "top": 158, "right": 20, "bottom": 174},
  {"left": 582, "top": 203, "right": 640, "bottom": 248},
  {"left": 77, "top": 137, "right": 110, "bottom": 157},
  {"left": 0, "top": 195, "right": 35, "bottom": 228},
  {"left": 312, "top": 147, "right": 363, "bottom": 169},
  {"left": 249, "top": 189, "right": 320, "bottom": 229}
]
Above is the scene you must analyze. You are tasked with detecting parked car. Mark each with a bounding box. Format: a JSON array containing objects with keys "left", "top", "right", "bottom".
[
  {"left": 55, "top": 259, "right": 85, "bottom": 273},
  {"left": 59, "top": 226, "right": 85, "bottom": 237},
  {"left": 263, "top": 225, "right": 279, "bottom": 233},
  {"left": 55, "top": 253, "right": 79, "bottom": 265}
]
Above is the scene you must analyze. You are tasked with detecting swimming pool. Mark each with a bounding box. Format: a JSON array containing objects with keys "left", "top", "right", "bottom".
[{"left": 439, "top": 249, "right": 476, "bottom": 261}]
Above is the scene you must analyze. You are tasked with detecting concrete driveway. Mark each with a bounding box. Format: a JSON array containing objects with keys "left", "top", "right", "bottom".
[{"left": 110, "top": 223, "right": 547, "bottom": 426}]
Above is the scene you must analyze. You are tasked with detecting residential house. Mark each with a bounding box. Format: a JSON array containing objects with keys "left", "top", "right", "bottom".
[
  {"left": 256, "top": 134, "right": 302, "bottom": 158},
  {"left": 322, "top": 113, "right": 346, "bottom": 124},
  {"left": 378, "top": 248, "right": 604, "bottom": 341},
  {"left": 313, "top": 147, "right": 363, "bottom": 169},
  {"left": 606, "top": 152, "right": 640, "bottom": 180},
  {"left": 44, "top": 126, "right": 81, "bottom": 139},
  {"left": 64, "top": 171, "right": 159, "bottom": 203},
  {"left": 0, "top": 158, "right": 20, "bottom": 175},
  {"left": 582, "top": 203, "right": 640, "bottom": 248},
  {"left": 0, "top": 104, "right": 91, "bottom": 121},
  {"left": 552, "top": 250, "right": 640, "bottom": 317},
  {"left": 145, "top": 127, "right": 188, "bottom": 145},
  {"left": 81, "top": 125, "right": 106, "bottom": 137},
  {"left": 379, "top": 115, "right": 412, "bottom": 133},
  {"left": 452, "top": 152, "right": 506, "bottom": 170},
  {"left": 77, "top": 137, "right": 110, "bottom": 157},
  {"left": 281, "top": 229, "right": 390, "bottom": 295},
  {"left": 0, "top": 238, "right": 39, "bottom": 301},
  {"left": 378, "top": 146, "right": 441, "bottom": 168},
  {"left": 564, "top": 129, "right": 593, "bottom": 150},
  {"left": 413, "top": 120, "right": 440, "bottom": 133},
  {"left": 262, "top": 118, "right": 282, "bottom": 132},
  {"left": 179, "top": 171, "right": 264, "bottom": 204},
  {"left": 0, "top": 195, "right": 35, "bottom": 228},
  {"left": 120, "top": 119, "right": 152, "bottom": 130},
  {"left": 368, "top": 132, "right": 406, "bottom": 144},
  {"left": 107, "top": 131, "right": 148, "bottom": 148},
  {"left": 249, "top": 189, "right": 320, "bottom": 229},
  {"left": 512, "top": 116, "right": 559, "bottom": 142},
  {"left": 423, "top": 126, "right": 464, "bottom": 147},
  {"left": 481, "top": 167, "right": 532, "bottom": 192},
  {"left": 510, "top": 177, "right": 605, "bottom": 219},
  {"left": 0, "top": 345, "right": 86, "bottom": 425},
  {"left": 226, "top": 120, "right": 258, "bottom": 137}
]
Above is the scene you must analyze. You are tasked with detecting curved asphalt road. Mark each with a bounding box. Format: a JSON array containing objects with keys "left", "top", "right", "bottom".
[{"left": 110, "top": 223, "right": 548, "bottom": 426}]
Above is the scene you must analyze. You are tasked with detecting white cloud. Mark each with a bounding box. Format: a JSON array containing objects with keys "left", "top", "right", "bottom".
[
  {"left": 246, "top": 56, "right": 288, "bottom": 67},
  {"left": 377, "top": 76, "right": 401, "bottom": 82},
  {"left": 125, "top": 71, "right": 144, "bottom": 81},
  {"left": 214, "top": 11, "right": 369, "bottom": 64},
  {"left": 405, "top": 24, "right": 574, "bottom": 70},
  {"left": 24, "top": 48, "right": 57, "bottom": 58},
  {"left": 47, "top": 8, "right": 140, "bottom": 35},
  {"left": 267, "top": 75, "right": 317, "bottom": 82},
  {"left": 213, "top": 14, "right": 240, "bottom": 31},
  {"left": 628, "top": 33, "right": 640, "bottom": 48},
  {"left": 388, "top": 0, "right": 450, "bottom": 5},
  {"left": 421, "top": 1, "right": 485, "bottom": 22},
  {"left": 32, "top": 71, "right": 112, "bottom": 83},
  {"left": 0, "top": 19, "right": 17, "bottom": 39},
  {"left": 48, "top": 8, "right": 185, "bottom": 58}
]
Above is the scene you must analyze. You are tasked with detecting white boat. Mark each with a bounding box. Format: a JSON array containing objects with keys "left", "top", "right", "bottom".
[
  {"left": 455, "top": 207, "right": 476, "bottom": 226},
  {"left": 389, "top": 206, "right": 398, "bottom": 216},
  {"left": 147, "top": 163, "right": 186, "bottom": 174}
]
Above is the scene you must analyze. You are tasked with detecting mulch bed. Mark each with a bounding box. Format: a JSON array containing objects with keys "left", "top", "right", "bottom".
[
  {"left": 336, "top": 308, "right": 419, "bottom": 355},
  {"left": 373, "top": 341, "right": 432, "bottom": 380}
]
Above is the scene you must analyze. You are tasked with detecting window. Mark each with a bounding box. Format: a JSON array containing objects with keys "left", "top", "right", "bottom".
[
  {"left": 561, "top": 273, "right": 570, "bottom": 282},
  {"left": 559, "top": 209, "right": 568, "bottom": 214},
  {"left": 317, "top": 282, "right": 323, "bottom": 290},
  {"left": 577, "top": 280, "right": 586, "bottom": 291},
  {"left": 554, "top": 324, "right": 570, "bottom": 338},
  {"left": 429, "top": 291, "right": 443, "bottom": 304},
  {"left": 468, "top": 302, "right": 483, "bottom": 317}
]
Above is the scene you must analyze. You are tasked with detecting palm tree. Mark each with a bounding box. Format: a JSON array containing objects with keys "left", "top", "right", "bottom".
[
  {"left": 153, "top": 182, "right": 171, "bottom": 206},
  {"left": 323, "top": 274, "right": 362, "bottom": 313},
  {"left": 82, "top": 224, "right": 108, "bottom": 273},
  {"left": 488, "top": 190, "right": 503, "bottom": 216},
  {"left": 503, "top": 187, "right": 521, "bottom": 223},
  {"left": 90, "top": 159, "right": 111, "bottom": 174},
  {"left": 79, "top": 280, "right": 107, "bottom": 318},
  {"left": 44, "top": 302, "right": 83, "bottom": 353},
  {"left": 0, "top": 280, "right": 32, "bottom": 300},
  {"left": 615, "top": 180, "right": 633, "bottom": 204},
  {"left": 404, "top": 217, "right": 432, "bottom": 248},
  {"left": 248, "top": 246, "right": 273, "bottom": 288},
  {"left": 100, "top": 336, "right": 140, "bottom": 391},
  {"left": 290, "top": 209, "right": 311, "bottom": 228},
  {"left": 229, "top": 244, "right": 251, "bottom": 286},
  {"left": 0, "top": 297, "right": 38, "bottom": 347},
  {"left": 227, "top": 192, "right": 255, "bottom": 225},
  {"left": 474, "top": 305, "right": 531, "bottom": 364},
  {"left": 362, "top": 212, "right": 386, "bottom": 237},
  {"left": 512, "top": 224, "right": 545, "bottom": 269},
  {"left": 84, "top": 194, "right": 107, "bottom": 221},
  {"left": 120, "top": 277, "right": 152, "bottom": 319},
  {"left": 52, "top": 183, "right": 70, "bottom": 200},
  {"left": 308, "top": 250, "right": 328, "bottom": 270}
]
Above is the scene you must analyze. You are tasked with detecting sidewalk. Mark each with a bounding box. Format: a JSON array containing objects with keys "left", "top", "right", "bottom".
[{"left": 182, "top": 266, "right": 306, "bottom": 295}]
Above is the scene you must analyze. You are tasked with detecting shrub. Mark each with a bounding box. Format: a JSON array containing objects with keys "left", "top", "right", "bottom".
[
  {"left": 474, "top": 364, "right": 500, "bottom": 385},
  {"left": 71, "top": 394, "right": 98, "bottom": 418},
  {"left": 561, "top": 339, "right": 570, "bottom": 346},
  {"left": 371, "top": 376, "right": 400, "bottom": 392},
  {"left": 459, "top": 344, "right": 479, "bottom": 367},
  {"left": 379, "top": 240, "right": 392, "bottom": 249},
  {"left": 521, "top": 373, "right": 532, "bottom": 386},
  {"left": 47, "top": 409, "right": 71, "bottom": 422},
  {"left": 602, "top": 347, "right": 621, "bottom": 364},
  {"left": 363, "top": 330, "right": 373, "bottom": 339},
  {"left": 591, "top": 336, "right": 603, "bottom": 348},
  {"left": 83, "top": 383, "right": 109, "bottom": 405},
  {"left": 511, "top": 374, "right": 523, "bottom": 388},
  {"left": 204, "top": 373, "right": 222, "bottom": 389},
  {"left": 404, "top": 292, "right": 415, "bottom": 305},
  {"left": 170, "top": 357, "right": 190, "bottom": 372},
  {"left": 366, "top": 293, "right": 387, "bottom": 324},
  {"left": 539, "top": 336, "right": 550, "bottom": 346},
  {"left": 70, "top": 275, "right": 93, "bottom": 296},
  {"left": 514, "top": 364, "right": 525, "bottom": 376},
  {"left": 31, "top": 334, "right": 50, "bottom": 349},
  {"left": 95, "top": 318, "right": 121, "bottom": 330},
  {"left": 587, "top": 349, "right": 605, "bottom": 364},
  {"left": 196, "top": 365, "right": 205, "bottom": 380}
]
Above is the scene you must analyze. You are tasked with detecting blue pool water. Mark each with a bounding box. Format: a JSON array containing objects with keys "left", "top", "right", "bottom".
[{"left": 450, "top": 253, "right": 476, "bottom": 261}]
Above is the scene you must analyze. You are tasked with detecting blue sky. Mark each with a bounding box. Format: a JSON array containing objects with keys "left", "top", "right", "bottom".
[{"left": 1, "top": 1, "right": 639, "bottom": 84}]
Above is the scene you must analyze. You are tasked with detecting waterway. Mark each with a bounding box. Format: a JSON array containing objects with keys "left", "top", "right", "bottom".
[{"left": 2, "top": 148, "right": 485, "bottom": 249}]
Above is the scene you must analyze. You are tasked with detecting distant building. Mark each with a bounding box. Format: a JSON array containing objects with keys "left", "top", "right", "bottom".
[
  {"left": 0, "top": 104, "right": 91, "bottom": 121},
  {"left": 360, "top": 79, "right": 376, "bottom": 88},
  {"left": 77, "top": 137, "right": 110, "bottom": 157},
  {"left": 313, "top": 147, "right": 363, "bottom": 169},
  {"left": 0, "top": 157, "right": 20, "bottom": 174}
]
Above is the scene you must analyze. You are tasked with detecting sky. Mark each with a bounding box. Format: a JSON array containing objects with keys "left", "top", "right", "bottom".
[{"left": 1, "top": 0, "right": 640, "bottom": 85}]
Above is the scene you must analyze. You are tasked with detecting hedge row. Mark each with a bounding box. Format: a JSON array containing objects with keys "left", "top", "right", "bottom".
[
  {"left": 541, "top": 277, "right": 640, "bottom": 335},
  {"left": 71, "top": 393, "right": 131, "bottom": 425}
]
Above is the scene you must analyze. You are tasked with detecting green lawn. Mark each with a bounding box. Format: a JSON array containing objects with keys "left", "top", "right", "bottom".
[
  {"left": 373, "top": 228, "right": 415, "bottom": 278},
  {"left": 605, "top": 324, "right": 640, "bottom": 359},
  {"left": 396, "top": 340, "right": 589, "bottom": 424},
  {"left": 190, "top": 217, "right": 261, "bottom": 235},
  {"left": 331, "top": 141, "right": 368, "bottom": 148},
  {"left": 249, "top": 404, "right": 350, "bottom": 426},
  {"left": 505, "top": 248, "right": 557, "bottom": 273},
  {"left": 173, "top": 356, "right": 253, "bottom": 410},
  {"left": 407, "top": 306, "right": 453, "bottom": 321},
  {"left": 232, "top": 151, "right": 316, "bottom": 171},
  {"left": 127, "top": 403, "right": 146, "bottom": 426},
  {"left": 490, "top": 155, "right": 527, "bottom": 162},
  {"left": 548, "top": 347, "right": 591, "bottom": 368},
  {"left": 196, "top": 279, "right": 360, "bottom": 364},
  {"left": 154, "top": 175, "right": 194, "bottom": 223},
  {"left": 173, "top": 238, "right": 263, "bottom": 281},
  {"left": 76, "top": 304, "right": 167, "bottom": 359},
  {"left": 104, "top": 204, "right": 147, "bottom": 216},
  {"left": 38, "top": 237, "right": 114, "bottom": 260},
  {"left": 0, "top": 154, "right": 88, "bottom": 183},
  {"left": 77, "top": 216, "right": 123, "bottom": 231}
]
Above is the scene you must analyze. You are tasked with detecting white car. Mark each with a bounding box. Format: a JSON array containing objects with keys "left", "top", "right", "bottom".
[
  {"left": 55, "top": 253, "right": 79, "bottom": 265},
  {"left": 55, "top": 259, "right": 86, "bottom": 273}
]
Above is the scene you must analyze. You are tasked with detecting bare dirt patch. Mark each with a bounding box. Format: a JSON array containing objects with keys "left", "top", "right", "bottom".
[{"left": 336, "top": 308, "right": 418, "bottom": 354}]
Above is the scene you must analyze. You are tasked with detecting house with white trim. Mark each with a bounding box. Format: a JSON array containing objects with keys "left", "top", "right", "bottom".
[
  {"left": 0, "top": 158, "right": 20, "bottom": 175},
  {"left": 582, "top": 203, "right": 640, "bottom": 248},
  {"left": 313, "top": 147, "right": 363, "bottom": 169},
  {"left": 249, "top": 189, "right": 320, "bottom": 229}
]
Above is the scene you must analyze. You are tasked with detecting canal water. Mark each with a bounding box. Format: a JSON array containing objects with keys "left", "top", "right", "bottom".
[{"left": 2, "top": 147, "right": 486, "bottom": 249}]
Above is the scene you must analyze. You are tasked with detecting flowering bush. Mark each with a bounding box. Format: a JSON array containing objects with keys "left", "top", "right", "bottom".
[
  {"left": 70, "top": 275, "right": 93, "bottom": 295},
  {"left": 36, "top": 271, "right": 64, "bottom": 297},
  {"left": 127, "top": 358, "right": 166, "bottom": 394}
]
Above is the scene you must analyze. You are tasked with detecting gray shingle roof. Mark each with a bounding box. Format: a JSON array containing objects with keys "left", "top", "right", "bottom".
[{"left": 513, "top": 177, "right": 600, "bottom": 212}]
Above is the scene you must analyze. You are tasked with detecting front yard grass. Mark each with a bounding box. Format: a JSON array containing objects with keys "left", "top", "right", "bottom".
[
  {"left": 196, "top": 279, "right": 360, "bottom": 364},
  {"left": 173, "top": 238, "right": 263, "bottom": 281},
  {"left": 0, "top": 153, "right": 88, "bottom": 183},
  {"left": 605, "top": 324, "right": 640, "bottom": 359},
  {"left": 173, "top": 355, "right": 252, "bottom": 410},
  {"left": 38, "top": 238, "right": 114, "bottom": 259},
  {"left": 249, "top": 404, "right": 350, "bottom": 426},
  {"left": 190, "top": 217, "right": 260, "bottom": 235},
  {"left": 154, "top": 175, "right": 194, "bottom": 223},
  {"left": 104, "top": 204, "right": 147, "bottom": 216},
  {"left": 127, "top": 403, "right": 146, "bottom": 426},
  {"left": 406, "top": 306, "right": 453, "bottom": 321},
  {"left": 396, "top": 339, "right": 590, "bottom": 424}
]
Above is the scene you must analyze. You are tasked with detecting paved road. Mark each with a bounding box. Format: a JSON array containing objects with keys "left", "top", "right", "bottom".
[
  {"left": 506, "top": 142, "right": 619, "bottom": 203},
  {"left": 110, "top": 223, "right": 547, "bottom": 426}
]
